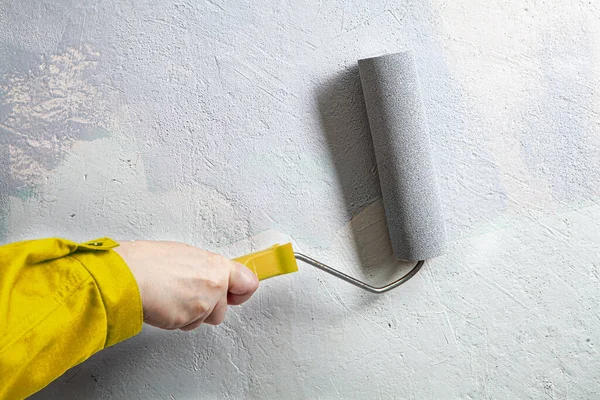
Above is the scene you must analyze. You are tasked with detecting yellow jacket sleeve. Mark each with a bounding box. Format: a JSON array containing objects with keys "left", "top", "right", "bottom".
[{"left": 0, "top": 237, "right": 143, "bottom": 399}]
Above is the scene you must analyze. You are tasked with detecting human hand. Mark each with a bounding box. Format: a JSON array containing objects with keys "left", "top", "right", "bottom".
[{"left": 114, "top": 240, "right": 259, "bottom": 331}]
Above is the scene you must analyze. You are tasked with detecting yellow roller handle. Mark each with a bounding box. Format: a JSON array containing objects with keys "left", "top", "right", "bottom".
[{"left": 234, "top": 243, "right": 299, "bottom": 281}]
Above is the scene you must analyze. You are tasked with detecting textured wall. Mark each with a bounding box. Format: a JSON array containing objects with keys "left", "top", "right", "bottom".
[{"left": 1, "top": 0, "right": 600, "bottom": 398}]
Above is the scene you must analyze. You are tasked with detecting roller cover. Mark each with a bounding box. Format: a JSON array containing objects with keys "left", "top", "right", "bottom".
[{"left": 358, "top": 51, "right": 446, "bottom": 261}]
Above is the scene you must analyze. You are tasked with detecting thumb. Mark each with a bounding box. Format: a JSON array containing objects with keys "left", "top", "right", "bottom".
[{"left": 227, "top": 261, "right": 259, "bottom": 305}]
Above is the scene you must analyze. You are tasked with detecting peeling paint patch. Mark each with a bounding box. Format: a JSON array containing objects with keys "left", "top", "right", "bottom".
[{"left": 0, "top": 45, "right": 109, "bottom": 193}]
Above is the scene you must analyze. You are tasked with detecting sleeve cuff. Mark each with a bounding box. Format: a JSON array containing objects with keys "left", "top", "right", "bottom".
[{"left": 70, "top": 240, "right": 143, "bottom": 348}]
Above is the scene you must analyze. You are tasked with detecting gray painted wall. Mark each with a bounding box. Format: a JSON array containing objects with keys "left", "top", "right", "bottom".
[{"left": 1, "top": 0, "right": 600, "bottom": 398}]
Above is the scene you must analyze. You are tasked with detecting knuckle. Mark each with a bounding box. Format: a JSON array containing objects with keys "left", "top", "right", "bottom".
[
  {"left": 205, "top": 278, "right": 226, "bottom": 291},
  {"left": 173, "top": 317, "right": 189, "bottom": 328},
  {"left": 193, "top": 301, "right": 210, "bottom": 316},
  {"left": 207, "top": 253, "right": 225, "bottom": 265}
]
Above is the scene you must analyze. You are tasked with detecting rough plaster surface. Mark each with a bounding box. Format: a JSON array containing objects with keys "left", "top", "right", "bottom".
[{"left": 1, "top": 0, "right": 600, "bottom": 398}]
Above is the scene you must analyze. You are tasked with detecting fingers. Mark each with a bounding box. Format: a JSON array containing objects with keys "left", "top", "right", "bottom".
[
  {"left": 181, "top": 295, "right": 227, "bottom": 330},
  {"left": 227, "top": 292, "right": 251, "bottom": 305},
  {"left": 180, "top": 318, "right": 204, "bottom": 331},
  {"left": 204, "top": 298, "right": 227, "bottom": 325},
  {"left": 179, "top": 260, "right": 259, "bottom": 332}
]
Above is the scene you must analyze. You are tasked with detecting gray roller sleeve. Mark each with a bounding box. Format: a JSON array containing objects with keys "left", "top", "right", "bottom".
[{"left": 358, "top": 51, "right": 446, "bottom": 261}]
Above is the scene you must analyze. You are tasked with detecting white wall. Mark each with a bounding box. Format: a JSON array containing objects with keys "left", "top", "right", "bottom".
[{"left": 1, "top": 0, "right": 600, "bottom": 398}]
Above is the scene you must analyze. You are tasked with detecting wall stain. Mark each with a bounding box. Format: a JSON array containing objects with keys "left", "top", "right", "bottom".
[{"left": 0, "top": 45, "right": 109, "bottom": 240}]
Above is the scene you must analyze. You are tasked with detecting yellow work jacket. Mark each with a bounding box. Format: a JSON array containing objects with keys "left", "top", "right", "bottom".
[{"left": 0, "top": 237, "right": 143, "bottom": 399}]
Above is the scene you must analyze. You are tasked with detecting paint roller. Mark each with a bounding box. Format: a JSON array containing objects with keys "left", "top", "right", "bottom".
[{"left": 235, "top": 51, "right": 446, "bottom": 293}]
